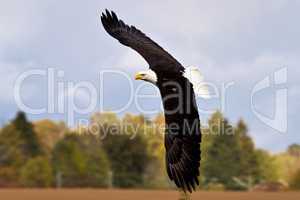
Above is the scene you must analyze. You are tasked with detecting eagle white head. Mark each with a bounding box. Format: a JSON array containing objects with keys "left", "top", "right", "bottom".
[
  {"left": 135, "top": 66, "right": 210, "bottom": 98},
  {"left": 135, "top": 69, "right": 157, "bottom": 84}
]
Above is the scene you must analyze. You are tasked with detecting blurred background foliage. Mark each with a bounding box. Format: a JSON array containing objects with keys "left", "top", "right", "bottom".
[{"left": 0, "top": 111, "right": 299, "bottom": 191}]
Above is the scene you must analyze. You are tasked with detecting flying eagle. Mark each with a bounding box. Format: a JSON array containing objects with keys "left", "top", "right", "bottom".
[{"left": 100, "top": 10, "right": 209, "bottom": 193}]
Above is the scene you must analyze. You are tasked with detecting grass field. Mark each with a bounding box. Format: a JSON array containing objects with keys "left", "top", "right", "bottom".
[{"left": 0, "top": 189, "right": 300, "bottom": 200}]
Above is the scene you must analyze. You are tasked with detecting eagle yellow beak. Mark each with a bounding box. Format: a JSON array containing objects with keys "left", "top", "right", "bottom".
[{"left": 135, "top": 73, "right": 143, "bottom": 80}]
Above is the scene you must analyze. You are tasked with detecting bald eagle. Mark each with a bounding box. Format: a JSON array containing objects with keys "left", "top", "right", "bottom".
[{"left": 100, "top": 10, "right": 209, "bottom": 193}]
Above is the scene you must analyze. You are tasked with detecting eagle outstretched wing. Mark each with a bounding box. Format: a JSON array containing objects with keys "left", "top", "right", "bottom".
[{"left": 100, "top": 10, "right": 184, "bottom": 74}]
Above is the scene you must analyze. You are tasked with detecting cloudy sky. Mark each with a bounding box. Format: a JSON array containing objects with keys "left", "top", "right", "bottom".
[{"left": 0, "top": 0, "right": 299, "bottom": 152}]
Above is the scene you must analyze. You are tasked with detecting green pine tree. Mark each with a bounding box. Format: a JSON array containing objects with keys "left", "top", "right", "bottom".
[
  {"left": 12, "top": 111, "right": 43, "bottom": 157},
  {"left": 235, "top": 119, "right": 260, "bottom": 184}
]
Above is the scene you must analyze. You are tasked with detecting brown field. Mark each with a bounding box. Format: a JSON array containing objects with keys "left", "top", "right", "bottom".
[{"left": 0, "top": 189, "right": 299, "bottom": 200}]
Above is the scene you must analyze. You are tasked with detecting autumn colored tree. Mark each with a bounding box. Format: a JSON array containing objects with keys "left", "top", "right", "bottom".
[
  {"left": 101, "top": 129, "right": 151, "bottom": 187},
  {"left": 52, "top": 133, "right": 110, "bottom": 187},
  {"left": 0, "top": 124, "right": 24, "bottom": 186},
  {"left": 288, "top": 144, "right": 300, "bottom": 158},
  {"left": 20, "top": 156, "right": 53, "bottom": 187},
  {"left": 255, "top": 149, "right": 279, "bottom": 182},
  {"left": 34, "top": 120, "right": 67, "bottom": 154},
  {"left": 290, "top": 168, "right": 300, "bottom": 190},
  {"left": 204, "top": 116, "right": 243, "bottom": 189},
  {"left": 92, "top": 113, "right": 152, "bottom": 188},
  {"left": 276, "top": 151, "right": 300, "bottom": 185},
  {"left": 139, "top": 114, "right": 169, "bottom": 188}
]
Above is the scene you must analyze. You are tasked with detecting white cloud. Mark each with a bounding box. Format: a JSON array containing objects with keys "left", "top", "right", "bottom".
[
  {"left": 0, "top": 61, "right": 47, "bottom": 104},
  {"left": 116, "top": 50, "right": 148, "bottom": 69},
  {"left": 0, "top": 62, "right": 22, "bottom": 102},
  {"left": 0, "top": 1, "right": 47, "bottom": 47}
]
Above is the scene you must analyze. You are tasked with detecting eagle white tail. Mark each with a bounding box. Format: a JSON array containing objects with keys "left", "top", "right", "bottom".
[{"left": 183, "top": 66, "right": 210, "bottom": 99}]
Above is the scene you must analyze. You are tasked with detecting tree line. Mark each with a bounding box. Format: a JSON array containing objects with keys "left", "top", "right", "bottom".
[{"left": 0, "top": 111, "right": 299, "bottom": 190}]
